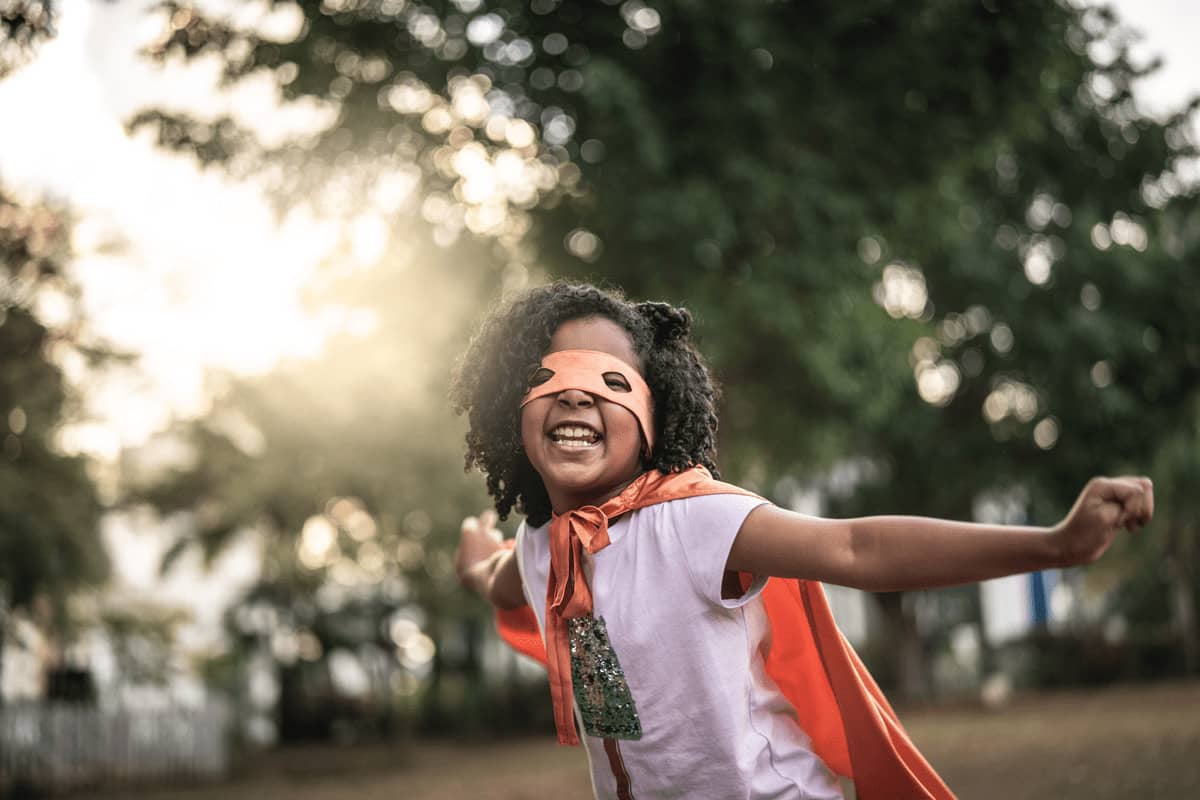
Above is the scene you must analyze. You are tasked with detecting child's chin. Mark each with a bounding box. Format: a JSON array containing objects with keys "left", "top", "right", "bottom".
[
  {"left": 542, "top": 440, "right": 606, "bottom": 467},
  {"left": 546, "top": 462, "right": 605, "bottom": 487},
  {"left": 546, "top": 464, "right": 620, "bottom": 494}
]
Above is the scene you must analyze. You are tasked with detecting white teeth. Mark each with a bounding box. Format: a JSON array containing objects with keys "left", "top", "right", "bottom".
[{"left": 549, "top": 424, "right": 600, "bottom": 444}]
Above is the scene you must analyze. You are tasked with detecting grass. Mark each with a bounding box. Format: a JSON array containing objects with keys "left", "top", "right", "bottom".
[{"left": 87, "top": 680, "right": 1200, "bottom": 800}]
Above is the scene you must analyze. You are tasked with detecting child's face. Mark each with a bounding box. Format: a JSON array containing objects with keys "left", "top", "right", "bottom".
[{"left": 520, "top": 316, "right": 648, "bottom": 513}]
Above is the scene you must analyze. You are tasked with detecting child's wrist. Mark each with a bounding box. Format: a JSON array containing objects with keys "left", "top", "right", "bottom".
[
  {"left": 459, "top": 549, "right": 504, "bottom": 596},
  {"left": 456, "top": 554, "right": 487, "bottom": 592},
  {"left": 1044, "top": 523, "right": 1072, "bottom": 569}
]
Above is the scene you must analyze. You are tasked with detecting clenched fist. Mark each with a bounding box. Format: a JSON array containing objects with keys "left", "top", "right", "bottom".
[{"left": 1052, "top": 476, "right": 1154, "bottom": 567}]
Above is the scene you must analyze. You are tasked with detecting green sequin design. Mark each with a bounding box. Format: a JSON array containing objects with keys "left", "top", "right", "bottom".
[{"left": 568, "top": 615, "right": 643, "bottom": 740}]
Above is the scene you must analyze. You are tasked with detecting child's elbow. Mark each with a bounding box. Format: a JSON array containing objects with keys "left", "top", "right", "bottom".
[
  {"left": 490, "top": 585, "right": 528, "bottom": 611},
  {"left": 487, "top": 561, "right": 528, "bottom": 610}
]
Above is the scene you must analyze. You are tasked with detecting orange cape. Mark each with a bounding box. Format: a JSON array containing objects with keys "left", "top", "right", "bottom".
[{"left": 496, "top": 466, "right": 955, "bottom": 800}]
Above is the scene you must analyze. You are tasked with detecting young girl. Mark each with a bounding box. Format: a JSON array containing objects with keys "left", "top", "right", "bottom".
[{"left": 451, "top": 281, "right": 1153, "bottom": 800}]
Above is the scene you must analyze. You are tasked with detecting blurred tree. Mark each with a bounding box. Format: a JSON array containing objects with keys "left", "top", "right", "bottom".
[
  {"left": 96, "top": 601, "right": 191, "bottom": 690},
  {"left": 119, "top": 238, "right": 530, "bottom": 735},
  {"left": 1110, "top": 412, "right": 1200, "bottom": 674},
  {"left": 0, "top": 189, "right": 111, "bottom": 696},
  {"left": 0, "top": 0, "right": 54, "bottom": 78},
  {"left": 1, "top": 1, "right": 124, "bottom": 705},
  {"left": 126, "top": 0, "right": 1199, "bottom": 697}
]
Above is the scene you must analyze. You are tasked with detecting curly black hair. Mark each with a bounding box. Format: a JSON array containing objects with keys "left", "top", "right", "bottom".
[{"left": 450, "top": 281, "right": 721, "bottom": 527}]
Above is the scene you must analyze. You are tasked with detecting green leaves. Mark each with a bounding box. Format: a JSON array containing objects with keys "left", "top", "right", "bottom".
[
  {"left": 0, "top": 193, "right": 108, "bottom": 616},
  {"left": 115, "top": 0, "right": 1200, "bottom": 693}
]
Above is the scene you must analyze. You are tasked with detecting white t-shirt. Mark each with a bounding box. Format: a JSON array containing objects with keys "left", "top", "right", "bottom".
[{"left": 515, "top": 492, "right": 844, "bottom": 800}]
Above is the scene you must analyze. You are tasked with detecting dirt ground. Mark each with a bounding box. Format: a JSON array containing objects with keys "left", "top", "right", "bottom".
[{"left": 89, "top": 681, "right": 1200, "bottom": 799}]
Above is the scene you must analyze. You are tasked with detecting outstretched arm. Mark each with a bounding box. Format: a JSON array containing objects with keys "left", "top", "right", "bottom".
[
  {"left": 726, "top": 476, "right": 1154, "bottom": 592},
  {"left": 455, "top": 510, "right": 527, "bottom": 610}
]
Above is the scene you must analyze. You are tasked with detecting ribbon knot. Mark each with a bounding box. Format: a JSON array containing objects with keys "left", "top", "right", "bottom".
[
  {"left": 549, "top": 505, "right": 610, "bottom": 621},
  {"left": 570, "top": 505, "right": 611, "bottom": 553}
]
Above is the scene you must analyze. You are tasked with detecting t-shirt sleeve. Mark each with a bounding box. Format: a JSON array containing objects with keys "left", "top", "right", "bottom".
[
  {"left": 513, "top": 521, "right": 538, "bottom": 613},
  {"left": 670, "top": 493, "right": 772, "bottom": 608}
]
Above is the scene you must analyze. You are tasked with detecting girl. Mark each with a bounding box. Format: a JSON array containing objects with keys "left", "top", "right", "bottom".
[{"left": 451, "top": 282, "right": 1153, "bottom": 800}]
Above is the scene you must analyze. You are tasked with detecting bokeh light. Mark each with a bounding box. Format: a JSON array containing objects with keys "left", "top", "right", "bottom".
[{"left": 874, "top": 263, "right": 929, "bottom": 320}]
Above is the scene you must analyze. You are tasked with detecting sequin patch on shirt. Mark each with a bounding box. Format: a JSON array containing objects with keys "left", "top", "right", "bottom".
[{"left": 568, "top": 615, "right": 643, "bottom": 740}]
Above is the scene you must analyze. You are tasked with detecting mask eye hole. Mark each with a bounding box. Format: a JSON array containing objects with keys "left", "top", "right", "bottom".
[
  {"left": 602, "top": 371, "right": 632, "bottom": 392},
  {"left": 527, "top": 367, "right": 555, "bottom": 388}
]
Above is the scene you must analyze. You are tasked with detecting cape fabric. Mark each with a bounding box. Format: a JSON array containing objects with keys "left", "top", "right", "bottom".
[{"left": 495, "top": 466, "right": 956, "bottom": 800}]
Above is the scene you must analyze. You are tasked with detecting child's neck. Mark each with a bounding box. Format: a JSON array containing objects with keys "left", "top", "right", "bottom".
[{"left": 548, "top": 471, "right": 648, "bottom": 515}]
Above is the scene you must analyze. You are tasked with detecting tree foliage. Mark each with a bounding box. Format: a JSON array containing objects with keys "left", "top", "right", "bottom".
[
  {"left": 119, "top": 247, "right": 515, "bottom": 733},
  {"left": 125, "top": 0, "right": 1200, "bottom": 700},
  {"left": 128, "top": 0, "right": 1198, "bottom": 481},
  {"left": 0, "top": 0, "right": 55, "bottom": 79},
  {"left": 0, "top": 190, "right": 109, "bottom": 618}
]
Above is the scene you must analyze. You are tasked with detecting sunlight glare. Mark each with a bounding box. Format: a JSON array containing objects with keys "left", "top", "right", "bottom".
[
  {"left": 466, "top": 13, "right": 504, "bottom": 46},
  {"left": 982, "top": 379, "right": 1039, "bottom": 425},
  {"left": 370, "top": 165, "right": 421, "bottom": 213},
  {"left": 351, "top": 213, "right": 389, "bottom": 264},
  {"left": 387, "top": 80, "right": 436, "bottom": 114},
  {"left": 1022, "top": 238, "right": 1054, "bottom": 285},
  {"left": 873, "top": 263, "right": 928, "bottom": 319},
  {"left": 55, "top": 421, "right": 123, "bottom": 462},
  {"left": 915, "top": 361, "right": 961, "bottom": 407},
  {"left": 505, "top": 118, "right": 535, "bottom": 148},
  {"left": 450, "top": 79, "right": 490, "bottom": 125},
  {"left": 299, "top": 515, "right": 339, "bottom": 569},
  {"left": 1033, "top": 417, "right": 1059, "bottom": 449}
]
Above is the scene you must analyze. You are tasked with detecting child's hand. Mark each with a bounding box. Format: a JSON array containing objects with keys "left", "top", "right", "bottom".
[
  {"left": 1051, "top": 476, "right": 1154, "bottom": 567},
  {"left": 455, "top": 510, "right": 503, "bottom": 586}
]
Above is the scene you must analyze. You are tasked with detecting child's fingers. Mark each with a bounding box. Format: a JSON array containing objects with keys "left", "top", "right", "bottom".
[
  {"left": 1119, "top": 477, "right": 1152, "bottom": 527},
  {"left": 1138, "top": 477, "right": 1154, "bottom": 524},
  {"left": 1108, "top": 476, "right": 1153, "bottom": 531},
  {"left": 1091, "top": 476, "right": 1143, "bottom": 506},
  {"left": 1082, "top": 476, "right": 1154, "bottom": 535},
  {"left": 479, "top": 509, "right": 502, "bottom": 541},
  {"left": 1092, "top": 477, "right": 1143, "bottom": 520},
  {"left": 461, "top": 515, "right": 479, "bottom": 536}
]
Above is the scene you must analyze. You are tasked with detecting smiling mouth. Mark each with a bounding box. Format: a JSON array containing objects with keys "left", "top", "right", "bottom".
[{"left": 548, "top": 424, "right": 602, "bottom": 447}]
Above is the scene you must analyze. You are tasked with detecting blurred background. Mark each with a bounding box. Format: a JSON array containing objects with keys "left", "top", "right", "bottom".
[{"left": 1, "top": 1, "right": 1198, "bottom": 798}]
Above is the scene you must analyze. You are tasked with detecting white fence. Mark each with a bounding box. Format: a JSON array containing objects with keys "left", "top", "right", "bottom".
[{"left": 0, "top": 702, "right": 230, "bottom": 793}]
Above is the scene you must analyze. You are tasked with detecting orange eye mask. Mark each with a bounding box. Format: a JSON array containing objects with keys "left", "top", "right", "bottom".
[{"left": 520, "top": 349, "right": 655, "bottom": 453}]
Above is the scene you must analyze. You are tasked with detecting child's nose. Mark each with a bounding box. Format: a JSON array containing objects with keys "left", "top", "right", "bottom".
[{"left": 556, "top": 388, "right": 595, "bottom": 408}]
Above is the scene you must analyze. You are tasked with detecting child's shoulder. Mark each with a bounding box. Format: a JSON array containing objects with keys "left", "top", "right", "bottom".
[
  {"left": 655, "top": 489, "right": 771, "bottom": 522},
  {"left": 517, "top": 485, "right": 768, "bottom": 539},
  {"left": 627, "top": 490, "right": 771, "bottom": 546}
]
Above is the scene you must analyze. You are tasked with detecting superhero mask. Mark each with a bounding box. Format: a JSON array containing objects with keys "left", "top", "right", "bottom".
[{"left": 520, "top": 349, "right": 655, "bottom": 455}]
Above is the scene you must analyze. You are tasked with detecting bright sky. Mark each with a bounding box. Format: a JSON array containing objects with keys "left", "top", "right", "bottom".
[
  {"left": 0, "top": 0, "right": 1195, "bottom": 647},
  {"left": 1107, "top": 0, "right": 1200, "bottom": 117},
  {"left": 0, "top": 0, "right": 336, "bottom": 634},
  {"left": 0, "top": 0, "right": 335, "bottom": 457}
]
